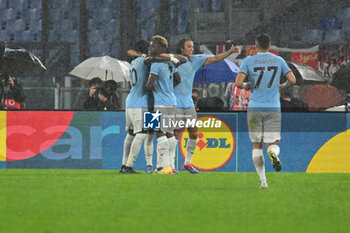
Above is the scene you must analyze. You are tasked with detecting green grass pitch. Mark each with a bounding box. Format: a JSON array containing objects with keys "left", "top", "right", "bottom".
[{"left": 0, "top": 169, "right": 349, "bottom": 233}]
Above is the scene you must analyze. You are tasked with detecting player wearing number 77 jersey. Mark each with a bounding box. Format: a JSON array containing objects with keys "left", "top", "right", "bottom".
[{"left": 235, "top": 33, "right": 296, "bottom": 189}]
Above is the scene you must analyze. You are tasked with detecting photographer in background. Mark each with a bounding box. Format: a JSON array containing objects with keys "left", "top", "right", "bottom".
[
  {"left": 83, "top": 77, "right": 104, "bottom": 110},
  {"left": 0, "top": 71, "right": 26, "bottom": 109},
  {"left": 83, "top": 77, "right": 120, "bottom": 111},
  {"left": 99, "top": 80, "right": 119, "bottom": 110}
]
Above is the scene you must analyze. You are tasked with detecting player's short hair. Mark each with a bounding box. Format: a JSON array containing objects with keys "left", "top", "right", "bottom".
[
  {"left": 151, "top": 35, "right": 168, "bottom": 48},
  {"left": 89, "top": 77, "right": 103, "bottom": 87},
  {"left": 176, "top": 38, "right": 191, "bottom": 54},
  {"left": 134, "top": 40, "right": 149, "bottom": 54},
  {"left": 255, "top": 33, "right": 271, "bottom": 50}
]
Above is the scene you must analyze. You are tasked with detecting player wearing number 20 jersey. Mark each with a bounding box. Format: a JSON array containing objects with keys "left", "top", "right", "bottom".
[
  {"left": 122, "top": 50, "right": 152, "bottom": 174},
  {"left": 238, "top": 52, "right": 291, "bottom": 112},
  {"left": 125, "top": 55, "right": 150, "bottom": 134},
  {"left": 126, "top": 55, "right": 149, "bottom": 109}
]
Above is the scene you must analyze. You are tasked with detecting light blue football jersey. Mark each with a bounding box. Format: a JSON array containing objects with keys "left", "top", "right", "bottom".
[
  {"left": 239, "top": 53, "right": 291, "bottom": 112},
  {"left": 150, "top": 62, "right": 176, "bottom": 106},
  {"left": 174, "top": 55, "right": 207, "bottom": 108},
  {"left": 125, "top": 56, "right": 149, "bottom": 108}
]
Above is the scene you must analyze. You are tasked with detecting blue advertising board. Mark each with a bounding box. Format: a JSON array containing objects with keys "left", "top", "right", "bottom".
[{"left": 0, "top": 111, "right": 349, "bottom": 173}]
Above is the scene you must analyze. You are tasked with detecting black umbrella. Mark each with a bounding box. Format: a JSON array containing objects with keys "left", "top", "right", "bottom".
[
  {"left": 332, "top": 63, "right": 350, "bottom": 93},
  {"left": 0, "top": 46, "right": 47, "bottom": 77}
]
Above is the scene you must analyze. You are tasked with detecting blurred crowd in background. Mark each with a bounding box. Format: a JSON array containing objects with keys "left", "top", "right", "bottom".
[{"left": 0, "top": 0, "right": 349, "bottom": 112}]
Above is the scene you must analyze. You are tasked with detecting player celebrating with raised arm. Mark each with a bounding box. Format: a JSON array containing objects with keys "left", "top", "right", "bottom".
[
  {"left": 235, "top": 33, "right": 296, "bottom": 189},
  {"left": 171, "top": 39, "right": 241, "bottom": 174}
]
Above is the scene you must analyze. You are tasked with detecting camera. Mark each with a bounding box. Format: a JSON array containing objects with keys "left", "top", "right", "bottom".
[
  {"left": 93, "top": 80, "right": 118, "bottom": 99},
  {"left": 93, "top": 86, "right": 108, "bottom": 98}
]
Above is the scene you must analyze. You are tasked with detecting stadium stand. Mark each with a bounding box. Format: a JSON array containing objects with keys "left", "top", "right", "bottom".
[
  {"left": 301, "top": 29, "right": 323, "bottom": 43},
  {"left": 319, "top": 17, "right": 339, "bottom": 38},
  {"left": 19, "top": 30, "right": 34, "bottom": 41},
  {"left": 1, "top": 0, "right": 349, "bottom": 110},
  {"left": 0, "top": 0, "right": 8, "bottom": 10},
  {"left": 336, "top": 7, "right": 350, "bottom": 23},
  {"left": 324, "top": 29, "right": 344, "bottom": 43},
  {"left": 8, "top": 0, "right": 28, "bottom": 10},
  {"left": 0, "top": 30, "right": 9, "bottom": 41},
  {"left": 211, "top": 0, "right": 223, "bottom": 12},
  {"left": 22, "top": 8, "right": 41, "bottom": 21},
  {"left": 7, "top": 19, "right": 26, "bottom": 31},
  {"left": 0, "top": 0, "right": 229, "bottom": 69},
  {"left": 28, "top": 0, "right": 42, "bottom": 9},
  {"left": 177, "top": 0, "right": 191, "bottom": 34},
  {"left": 1, "top": 8, "right": 15, "bottom": 20},
  {"left": 198, "top": 0, "right": 209, "bottom": 12}
]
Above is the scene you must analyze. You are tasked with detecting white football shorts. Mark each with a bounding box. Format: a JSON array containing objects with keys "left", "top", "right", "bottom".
[
  {"left": 247, "top": 111, "right": 281, "bottom": 143},
  {"left": 125, "top": 108, "right": 144, "bottom": 134}
]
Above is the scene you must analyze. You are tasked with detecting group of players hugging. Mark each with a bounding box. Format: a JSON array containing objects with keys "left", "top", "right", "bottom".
[{"left": 120, "top": 33, "right": 296, "bottom": 189}]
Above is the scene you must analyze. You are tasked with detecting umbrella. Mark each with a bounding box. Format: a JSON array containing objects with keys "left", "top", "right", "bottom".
[
  {"left": 332, "top": 63, "right": 350, "bottom": 93},
  {"left": 287, "top": 62, "right": 329, "bottom": 85},
  {"left": 69, "top": 56, "right": 130, "bottom": 82},
  {"left": 0, "top": 47, "right": 47, "bottom": 77},
  {"left": 194, "top": 54, "right": 239, "bottom": 83},
  {"left": 302, "top": 84, "right": 344, "bottom": 111}
]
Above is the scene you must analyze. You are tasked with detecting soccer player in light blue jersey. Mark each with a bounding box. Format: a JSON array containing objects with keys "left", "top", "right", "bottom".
[
  {"left": 236, "top": 33, "right": 296, "bottom": 189},
  {"left": 122, "top": 40, "right": 185, "bottom": 174},
  {"left": 122, "top": 38, "right": 188, "bottom": 174},
  {"left": 121, "top": 40, "right": 153, "bottom": 174},
  {"left": 171, "top": 38, "right": 241, "bottom": 174},
  {"left": 146, "top": 35, "right": 177, "bottom": 174}
]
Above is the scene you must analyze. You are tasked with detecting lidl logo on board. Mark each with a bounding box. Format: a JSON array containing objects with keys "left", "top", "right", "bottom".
[{"left": 179, "top": 116, "right": 235, "bottom": 171}]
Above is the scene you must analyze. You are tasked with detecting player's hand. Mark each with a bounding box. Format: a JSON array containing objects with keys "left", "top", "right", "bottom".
[
  {"left": 230, "top": 44, "right": 241, "bottom": 54},
  {"left": 233, "top": 46, "right": 241, "bottom": 54},
  {"left": 170, "top": 54, "right": 188, "bottom": 67},
  {"left": 279, "top": 84, "right": 286, "bottom": 92}
]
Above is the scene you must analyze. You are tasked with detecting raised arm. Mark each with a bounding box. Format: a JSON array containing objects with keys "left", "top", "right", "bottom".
[
  {"left": 203, "top": 45, "right": 241, "bottom": 66},
  {"left": 144, "top": 54, "right": 188, "bottom": 66},
  {"left": 127, "top": 49, "right": 144, "bottom": 57}
]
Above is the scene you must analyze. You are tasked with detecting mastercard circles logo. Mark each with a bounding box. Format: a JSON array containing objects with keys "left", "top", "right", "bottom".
[{"left": 179, "top": 115, "right": 235, "bottom": 170}]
